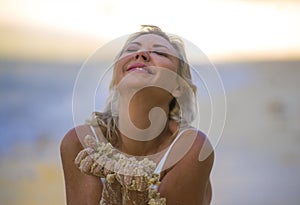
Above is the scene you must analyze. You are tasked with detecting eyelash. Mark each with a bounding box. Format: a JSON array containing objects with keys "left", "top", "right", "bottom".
[
  {"left": 150, "top": 51, "right": 169, "bottom": 57},
  {"left": 124, "top": 49, "right": 168, "bottom": 57},
  {"left": 125, "top": 49, "right": 138, "bottom": 52}
]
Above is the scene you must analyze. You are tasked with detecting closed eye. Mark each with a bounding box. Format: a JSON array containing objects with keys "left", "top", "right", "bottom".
[
  {"left": 125, "top": 48, "right": 138, "bottom": 52},
  {"left": 150, "top": 51, "right": 169, "bottom": 57},
  {"left": 124, "top": 45, "right": 140, "bottom": 53}
]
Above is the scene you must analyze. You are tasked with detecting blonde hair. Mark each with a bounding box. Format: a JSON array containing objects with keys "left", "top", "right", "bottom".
[{"left": 88, "top": 25, "right": 197, "bottom": 145}]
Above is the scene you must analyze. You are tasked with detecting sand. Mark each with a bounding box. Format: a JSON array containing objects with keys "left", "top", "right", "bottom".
[{"left": 0, "top": 139, "right": 65, "bottom": 205}]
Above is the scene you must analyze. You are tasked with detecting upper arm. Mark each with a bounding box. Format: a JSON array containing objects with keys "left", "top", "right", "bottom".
[
  {"left": 158, "top": 131, "right": 214, "bottom": 205},
  {"left": 60, "top": 126, "right": 103, "bottom": 205}
]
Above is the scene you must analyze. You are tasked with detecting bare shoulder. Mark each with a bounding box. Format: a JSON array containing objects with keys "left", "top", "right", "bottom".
[
  {"left": 60, "top": 125, "right": 103, "bottom": 205},
  {"left": 178, "top": 129, "right": 214, "bottom": 180},
  {"left": 60, "top": 124, "right": 94, "bottom": 171},
  {"left": 60, "top": 124, "right": 107, "bottom": 150},
  {"left": 184, "top": 129, "right": 214, "bottom": 169},
  {"left": 159, "top": 129, "right": 214, "bottom": 205},
  {"left": 60, "top": 125, "right": 92, "bottom": 149},
  {"left": 163, "top": 129, "right": 214, "bottom": 173}
]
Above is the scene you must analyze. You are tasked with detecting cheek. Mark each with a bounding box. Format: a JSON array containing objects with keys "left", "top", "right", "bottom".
[
  {"left": 115, "top": 53, "right": 132, "bottom": 70},
  {"left": 113, "top": 54, "right": 134, "bottom": 85},
  {"left": 113, "top": 62, "right": 124, "bottom": 86},
  {"left": 155, "top": 58, "right": 179, "bottom": 73},
  {"left": 114, "top": 68, "right": 124, "bottom": 86}
]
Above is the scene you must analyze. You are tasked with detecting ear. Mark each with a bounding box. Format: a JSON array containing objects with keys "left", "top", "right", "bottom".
[{"left": 172, "top": 86, "right": 183, "bottom": 98}]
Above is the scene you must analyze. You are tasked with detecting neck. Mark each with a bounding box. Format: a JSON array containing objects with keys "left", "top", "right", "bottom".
[
  {"left": 118, "top": 123, "right": 175, "bottom": 157},
  {"left": 116, "top": 88, "right": 176, "bottom": 156}
]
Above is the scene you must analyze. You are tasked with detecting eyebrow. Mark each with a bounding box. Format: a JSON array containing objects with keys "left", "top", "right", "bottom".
[
  {"left": 128, "top": 42, "right": 170, "bottom": 50},
  {"left": 128, "top": 42, "right": 141, "bottom": 46},
  {"left": 153, "top": 44, "right": 170, "bottom": 50}
]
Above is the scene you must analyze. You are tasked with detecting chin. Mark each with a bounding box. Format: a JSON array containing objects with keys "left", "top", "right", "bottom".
[{"left": 117, "top": 72, "right": 154, "bottom": 90}]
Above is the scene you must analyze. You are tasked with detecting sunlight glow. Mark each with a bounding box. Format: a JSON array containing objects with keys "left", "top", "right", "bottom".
[{"left": 1, "top": 0, "right": 299, "bottom": 62}]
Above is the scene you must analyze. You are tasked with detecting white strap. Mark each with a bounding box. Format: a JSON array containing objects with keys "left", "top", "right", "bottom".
[
  {"left": 89, "top": 125, "right": 100, "bottom": 143},
  {"left": 154, "top": 128, "right": 192, "bottom": 174}
]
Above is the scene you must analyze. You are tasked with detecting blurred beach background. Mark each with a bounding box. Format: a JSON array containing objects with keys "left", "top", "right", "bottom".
[{"left": 1, "top": 0, "right": 300, "bottom": 205}]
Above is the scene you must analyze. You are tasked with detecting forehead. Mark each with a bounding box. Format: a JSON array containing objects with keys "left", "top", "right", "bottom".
[
  {"left": 128, "top": 34, "right": 178, "bottom": 53},
  {"left": 130, "top": 34, "right": 170, "bottom": 45}
]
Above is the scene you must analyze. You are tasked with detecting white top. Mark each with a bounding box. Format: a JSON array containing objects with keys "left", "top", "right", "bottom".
[{"left": 154, "top": 128, "right": 190, "bottom": 174}]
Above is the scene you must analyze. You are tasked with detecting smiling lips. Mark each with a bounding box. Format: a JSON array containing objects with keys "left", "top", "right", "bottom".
[{"left": 126, "top": 63, "right": 152, "bottom": 74}]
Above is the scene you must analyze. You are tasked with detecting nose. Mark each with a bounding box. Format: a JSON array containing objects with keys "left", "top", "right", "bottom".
[{"left": 135, "top": 50, "right": 150, "bottom": 61}]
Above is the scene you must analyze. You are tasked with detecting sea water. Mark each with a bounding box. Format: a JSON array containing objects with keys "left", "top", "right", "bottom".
[{"left": 0, "top": 58, "right": 251, "bottom": 155}]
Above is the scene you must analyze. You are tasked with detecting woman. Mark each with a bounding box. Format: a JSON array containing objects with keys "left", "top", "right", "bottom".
[{"left": 60, "top": 25, "right": 214, "bottom": 205}]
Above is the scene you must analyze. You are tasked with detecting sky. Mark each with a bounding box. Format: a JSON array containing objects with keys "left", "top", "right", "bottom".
[{"left": 1, "top": 0, "right": 300, "bottom": 62}]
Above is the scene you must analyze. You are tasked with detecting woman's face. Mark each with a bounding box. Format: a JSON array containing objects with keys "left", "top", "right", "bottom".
[{"left": 113, "top": 34, "right": 180, "bottom": 87}]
